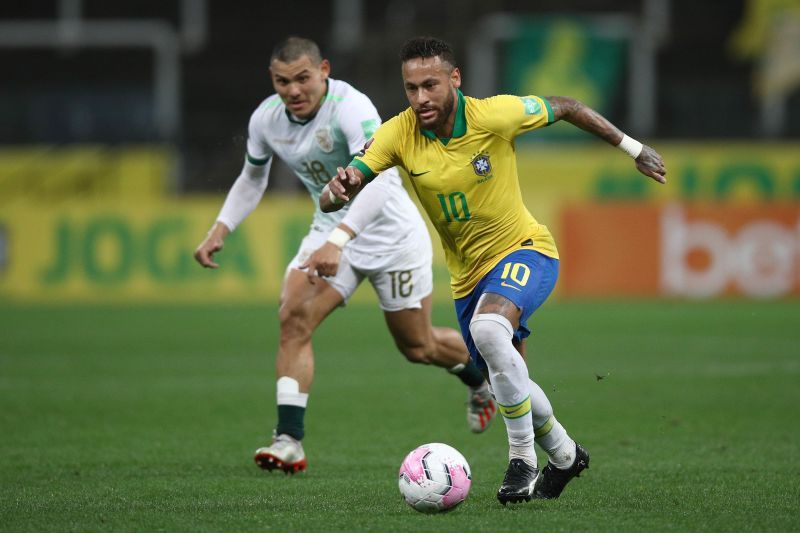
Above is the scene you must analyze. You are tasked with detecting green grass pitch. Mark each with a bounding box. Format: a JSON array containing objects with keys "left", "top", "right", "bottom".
[{"left": 1, "top": 299, "right": 798, "bottom": 531}]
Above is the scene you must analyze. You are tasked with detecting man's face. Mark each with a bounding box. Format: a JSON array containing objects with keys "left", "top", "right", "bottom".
[
  {"left": 270, "top": 55, "right": 330, "bottom": 119},
  {"left": 402, "top": 56, "right": 461, "bottom": 132}
]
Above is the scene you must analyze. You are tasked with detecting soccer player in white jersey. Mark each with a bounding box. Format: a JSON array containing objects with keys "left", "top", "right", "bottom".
[{"left": 193, "top": 37, "right": 496, "bottom": 474}]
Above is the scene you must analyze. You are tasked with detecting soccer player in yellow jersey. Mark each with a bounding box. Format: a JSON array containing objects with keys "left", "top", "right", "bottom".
[{"left": 320, "top": 37, "right": 666, "bottom": 505}]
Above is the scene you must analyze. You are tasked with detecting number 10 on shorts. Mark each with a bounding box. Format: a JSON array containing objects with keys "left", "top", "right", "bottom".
[{"left": 501, "top": 262, "right": 530, "bottom": 287}]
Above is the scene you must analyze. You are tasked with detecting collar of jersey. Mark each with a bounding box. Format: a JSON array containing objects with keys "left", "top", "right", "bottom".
[
  {"left": 284, "top": 79, "right": 329, "bottom": 126},
  {"left": 420, "top": 89, "right": 466, "bottom": 145}
]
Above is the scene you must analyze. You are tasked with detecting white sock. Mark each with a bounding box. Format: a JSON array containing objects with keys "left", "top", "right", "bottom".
[
  {"left": 276, "top": 376, "right": 309, "bottom": 407},
  {"left": 529, "top": 379, "right": 575, "bottom": 469},
  {"left": 470, "top": 313, "right": 536, "bottom": 468}
]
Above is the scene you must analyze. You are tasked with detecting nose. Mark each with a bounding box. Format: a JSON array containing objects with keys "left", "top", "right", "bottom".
[
  {"left": 415, "top": 88, "right": 430, "bottom": 107},
  {"left": 287, "top": 82, "right": 302, "bottom": 98}
]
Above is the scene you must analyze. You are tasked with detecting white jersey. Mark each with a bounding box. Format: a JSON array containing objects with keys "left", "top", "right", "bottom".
[{"left": 246, "top": 78, "right": 426, "bottom": 255}]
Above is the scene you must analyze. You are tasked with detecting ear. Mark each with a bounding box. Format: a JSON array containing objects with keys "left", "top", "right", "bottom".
[
  {"left": 451, "top": 67, "right": 461, "bottom": 89},
  {"left": 320, "top": 59, "right": 331, "bottom": 78},
  {"left": 268, "top": 66, "right": 277, "bottom": 89}
]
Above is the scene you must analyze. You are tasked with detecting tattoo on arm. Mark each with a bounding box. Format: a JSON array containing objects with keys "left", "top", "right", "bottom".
[
  {"left": 546, "top": 96, "right": 623, "bottom": 146},
  {"left": 546, "top": 97, "right": 667, "bottom": 183}
]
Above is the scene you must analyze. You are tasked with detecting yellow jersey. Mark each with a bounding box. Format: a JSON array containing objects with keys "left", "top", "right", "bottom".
[{"left": 352, "top": 90, "right": 558, "bottom": 298}]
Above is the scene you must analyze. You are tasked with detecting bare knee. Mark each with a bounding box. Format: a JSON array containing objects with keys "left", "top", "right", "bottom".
[{"left": 279, "top": 302, "right": 313, "bottom": 344}]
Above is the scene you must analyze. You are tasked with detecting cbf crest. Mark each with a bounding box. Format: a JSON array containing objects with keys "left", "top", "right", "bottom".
[
  {"left": 314, "top": 126, "right": 334, "bottom": 153},
  {"left": 471, "top": 152, "right": 492, "bottom": 177}
]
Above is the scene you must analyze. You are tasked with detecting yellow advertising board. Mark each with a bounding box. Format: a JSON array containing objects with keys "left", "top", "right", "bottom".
[
  {"left": 1, "top": 142, "right": 798, "bottom": 303},
  {"left": 518, "top": 142, "right": 800, "bottom": 201},
  {"left": 1, "top": 142, "right": 796, "bottom": 209},
  {"left": 0, "top": 145, "right": 173, "bottom": 206},
  {"left": 1, "top": 198, "right": 299, "bottom": 303},
  {"left": 515, "top": 142, "right": 800, "bottom": 239},
  {"left": 0, "top": 198, "right": 453, "bottom": 304}
]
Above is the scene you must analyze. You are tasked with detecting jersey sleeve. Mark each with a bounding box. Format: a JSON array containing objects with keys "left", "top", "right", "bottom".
[
  {"left": 337, "top": 92, "right": 383, "bottom": 156},
  {"left": 351, "top": 114, "right": 404, "bottom": 181},
  {"left": 482, "top": 94, "right": 554, "bottom": 140},
  {"left": 216, "top": 158, "right": 272, "bottom": 232},
  {"left": 245, "top": 103, "right": 274, "bottom": 166}
]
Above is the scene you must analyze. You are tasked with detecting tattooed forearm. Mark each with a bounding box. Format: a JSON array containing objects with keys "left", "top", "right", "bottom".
[
  {"left": 545, "top": 96, "right": 623, "bottom": 146},
  {"left": 545, "top": 96, "right": 667, "bottom": 184}
]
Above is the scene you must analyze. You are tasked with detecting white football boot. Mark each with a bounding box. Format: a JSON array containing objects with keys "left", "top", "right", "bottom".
[
  {"left": 254, "top": 432, "right": 307, "bottom": 474},
  {"left": 467, "top": 385, "right": 497, "bottom": 433}
]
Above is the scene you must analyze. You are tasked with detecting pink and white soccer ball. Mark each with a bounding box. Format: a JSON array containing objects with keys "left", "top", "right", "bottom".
[{"left": 398, "top": 442, "right": 472, "bottom": 513}]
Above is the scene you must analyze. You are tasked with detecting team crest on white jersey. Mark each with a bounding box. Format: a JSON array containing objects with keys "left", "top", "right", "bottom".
[
  {"left": 314, "top": 126, "right": 334, "bottom": 153},
  {"left": 471, "top": 153, "right": 492, "bottom": 176}
]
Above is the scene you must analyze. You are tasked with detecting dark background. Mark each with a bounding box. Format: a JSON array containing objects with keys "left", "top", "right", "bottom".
[{"left": 2, "top": 0, "right": 795, "bottom": 191}]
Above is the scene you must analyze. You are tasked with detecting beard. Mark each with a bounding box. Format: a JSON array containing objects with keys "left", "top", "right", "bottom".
[{"left": 418, "top": 88, "right": 456, "bottom": 132}]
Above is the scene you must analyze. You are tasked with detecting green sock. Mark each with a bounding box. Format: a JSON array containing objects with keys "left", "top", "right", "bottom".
[
  {"left": 276, "top": 405, "right": 305, "bottom": 441},
  {"left": 449, "top": 360, "right": 486, "bottom": 388}
]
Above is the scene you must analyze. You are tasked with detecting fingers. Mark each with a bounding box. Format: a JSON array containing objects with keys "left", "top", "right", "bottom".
[
  {"left": 649, "top": 158, "right": 667, "bottom": 182},
  {"left": 638, "top": 146, "right": 667, "bottom": 182},
  {"left": 299, "top": 259, "right": 337, "bottom": 283},
  {"left": 300, "top": 252, "right": 341, "bottom": 281},
  {"left": 199, "top": 256, "right": 219, "bottom": 269},
  {"left": 317, "top": 264, "right": 339, "bottom": 277},
  {"left": 300, "top": 261, "right": 338, "bottom": 278},
  {"left": 298, "top": 259, "right": 317, "bottom": 284},
  {"left": 636, "top": 155, "right": 667, "bottom": 184},
  {"left": 329, "top": 170, "right": 350, "bottom": 202},
  {"left": 193, "top": 247, "right": 220, "bottom": 269},
  {"left": 335, "top": 166, "right": 359, "bottom": 185},
  {"left": 329, "top": 166, "right": 361, "bottom": 202},
  {"left": 647, "top": 168, "right": 667, "bottom": 184},
  {"left": 650, "top": 155, "right": 667, "bottom": 176},
  {"left": 344, "top": 166, "right": 360, "bottom": 186}
]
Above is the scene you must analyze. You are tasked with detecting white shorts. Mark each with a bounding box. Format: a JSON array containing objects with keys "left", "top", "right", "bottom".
[{"left": 287, "top": 228, "right": 433, "bottom": 312}]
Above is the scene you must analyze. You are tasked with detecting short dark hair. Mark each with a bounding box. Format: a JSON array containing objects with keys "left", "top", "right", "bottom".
[
  {"left": 399, "top": 36, "right": 456, "bottom": 69},
  {"left": 271, "top": 36, "right": 322, "bottom": 64}
]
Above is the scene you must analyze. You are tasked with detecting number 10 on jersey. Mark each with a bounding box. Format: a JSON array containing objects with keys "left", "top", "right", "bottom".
[{"left": 437, "top": 192, "right": 471, "bottom": 222}]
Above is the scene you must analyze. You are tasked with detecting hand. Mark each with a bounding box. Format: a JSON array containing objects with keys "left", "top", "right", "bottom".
[
  {"left": 328, "top": 166, "right": 362, "bottom": 203},
  {"left": 299, "top": 242, "right": 343, "bottom": 283},
  {"left": 635, "top": 145, "right": 667, "bottom": 184},
  {"left": 194, "top": 235, "right": 223, "bottom": 269},
  {"left": 193, "top": 223, "right": 229, "bottom": 269}
]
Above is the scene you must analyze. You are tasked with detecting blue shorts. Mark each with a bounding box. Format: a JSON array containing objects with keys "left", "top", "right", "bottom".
[{"left": 454, "top": 250, "right": 559, "bottom": 370}]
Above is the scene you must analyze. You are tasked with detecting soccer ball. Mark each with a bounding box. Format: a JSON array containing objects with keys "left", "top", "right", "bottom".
[{"left": 398, "top": 442, "right": 471, "bottom": 513}]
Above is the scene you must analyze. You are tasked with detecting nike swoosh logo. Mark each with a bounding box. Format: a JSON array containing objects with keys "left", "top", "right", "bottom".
[
  {"left": 504, "top": 405, "right": 526, "bottom": 416},
  {"left": 500, "top": 281, "right": 522, "bottom": 292},
  {"left": 409, "top": 170, "right": 430, "bottom": 177}
]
